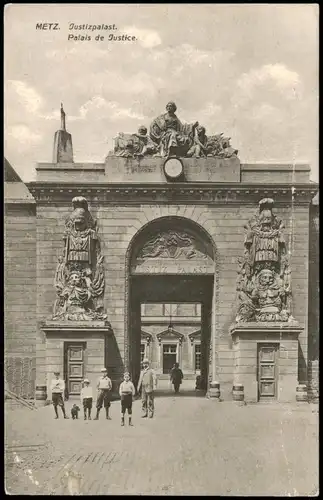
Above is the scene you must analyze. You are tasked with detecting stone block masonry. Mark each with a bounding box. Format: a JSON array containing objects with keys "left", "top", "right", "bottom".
[
  {"left": 31, "top": 197, "right": 312, "bottom": 392},
  {"left": 24, "top": 155, "right": 317, "bottom": 401},
  {"left": 5, "top": 205, "right": 37, "bottom": 398}
]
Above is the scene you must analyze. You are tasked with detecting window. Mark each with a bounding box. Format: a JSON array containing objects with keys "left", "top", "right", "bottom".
[
  {"left": 163, "top": 344, "right": 177, "bottom": 354},
  {"left": 140, "top": 344, "right": 145, "bottom": 362},
  {"left": 176, "top": 304, "right": 196, "bottom": 317},
  {"left": 195, "top": 303, "right": 201, "bottom": 317},
  {"left": 195, "top": 344, "right": 201, "bottom": 371},
  {"left": 141, "top": 303, "right": 201, "bottom": 318},
  {"left": 141, "top": 303, "right": 164, "bottom": 316}
]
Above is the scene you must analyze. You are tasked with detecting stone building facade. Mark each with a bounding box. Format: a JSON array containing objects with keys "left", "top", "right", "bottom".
[
  {"left": 4, "top": 105, "right": 319, "bottom": 403},
  {"left": 308, "top": 193, "right": 319, "bottom": 401},
  {"left": 4, "top": 159, "right": 37, "bottom": 398},
  {"left": 140, "top": 302, "right": 202, "bottom": 379}
]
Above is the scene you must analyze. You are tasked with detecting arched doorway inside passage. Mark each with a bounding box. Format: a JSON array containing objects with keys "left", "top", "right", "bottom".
[{"left": 124, "top": 216, "right": 218, "bottom": 393}]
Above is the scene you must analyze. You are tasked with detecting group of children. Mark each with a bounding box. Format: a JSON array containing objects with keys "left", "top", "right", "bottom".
[{"left": 50, "top": 367, "right": 138, "bottom": 426}]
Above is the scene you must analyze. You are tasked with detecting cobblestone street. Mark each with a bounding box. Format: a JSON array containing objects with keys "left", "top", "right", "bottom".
[{"left": 5, "top": 387, "right": 319, "bottom": 496}]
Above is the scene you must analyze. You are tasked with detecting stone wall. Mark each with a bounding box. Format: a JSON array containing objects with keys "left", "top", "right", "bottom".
[
  {"left": 4, "top": 204, "right": 37, "bottom": 397},
  {"left": 308, "top": 202, "right": 319, "bottom": 361},
  {"left": 308, "top": 200, "right": 319, "bottom": 400},
  {"left": 34, "top": 200, "right": 311, "bottom": 389}
]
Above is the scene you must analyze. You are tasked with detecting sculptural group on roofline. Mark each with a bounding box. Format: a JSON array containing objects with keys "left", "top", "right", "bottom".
[
  {"left": 52, "top": 196, "right": 108, "bottom": 323},
  {"left": 109, "top": 101, "right": 238, "bottom": 159},
  {"left": 235, "top": 198, "right": 293, "bottom": 323}
]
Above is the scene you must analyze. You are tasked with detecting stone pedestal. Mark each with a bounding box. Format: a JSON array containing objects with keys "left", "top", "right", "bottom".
[
  {"left": 208, "top": 381, "right": 221, "bottom": 400},
  {"left": 230, "top": 322, "right": 303, "bottom": 403},
  {"left": 41, "top": 321, "right": 112, "bottom": 401},
  {"left": 53, "top": 129, "right": 73, "bottom": 163},
  {"left": 104, "top": 156, "right": 241, "bottom": 183}
]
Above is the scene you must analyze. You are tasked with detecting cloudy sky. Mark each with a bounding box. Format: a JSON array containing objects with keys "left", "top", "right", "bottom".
[{"left": 4, "top": 4, "right": 318, "bottom": 181}]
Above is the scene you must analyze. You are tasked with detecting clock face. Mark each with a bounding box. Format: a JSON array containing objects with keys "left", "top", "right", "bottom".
[{"left": 163, "top": 157, "right": 183, "bottom": 179}]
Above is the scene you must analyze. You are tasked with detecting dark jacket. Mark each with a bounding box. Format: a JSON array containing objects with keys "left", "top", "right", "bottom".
[{"left": 170, "top": 367, "right": 183, "bottom": 384}]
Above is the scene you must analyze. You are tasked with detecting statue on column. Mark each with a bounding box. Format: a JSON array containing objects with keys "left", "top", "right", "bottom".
[
  {"left": 236, "top": 198, "right": 293, "bottom": 323},
  {"left": 52, "top": 196, "right": 108, "bottom": 322}
]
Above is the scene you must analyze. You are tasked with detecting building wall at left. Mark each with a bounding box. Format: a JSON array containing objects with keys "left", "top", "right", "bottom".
[{"left": 4, "top": 160, "right": 37, "bottom": 398}]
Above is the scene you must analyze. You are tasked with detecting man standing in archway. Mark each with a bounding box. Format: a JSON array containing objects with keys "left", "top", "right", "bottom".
[
  {"left": 137, "top": 359, "right": 157, "bottom": 418},
  {"left": 170, "top": 363, "right": 184, "bottom": 394}
]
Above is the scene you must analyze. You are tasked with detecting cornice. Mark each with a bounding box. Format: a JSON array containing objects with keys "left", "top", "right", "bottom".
[
  {"left": 157, "top": 327, "right": 185, "bottom": 344},
  {"left": 230, "top": 321, "right": 303, "bottom": 335},
  {"left": 141, "top": 330, "right": 153, "bottom": 344},
  {"left": 41, "top": 321, "right": 112, "bottom": 334},
  {"left": 27, "top": 182, "right": 318, "bottom": 205},
  {"left": 188, "top": 330, "right": 202, "bottom": 345}
]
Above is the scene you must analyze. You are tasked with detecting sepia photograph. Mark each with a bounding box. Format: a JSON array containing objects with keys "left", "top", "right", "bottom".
[{"left": 4, "top": 3, "right": 319, "bottom": 495}]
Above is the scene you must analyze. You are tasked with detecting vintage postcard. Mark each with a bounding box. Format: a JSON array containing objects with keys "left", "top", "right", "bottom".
[{"left": 4, "top": 3, "right": 319, "bottom": 496}]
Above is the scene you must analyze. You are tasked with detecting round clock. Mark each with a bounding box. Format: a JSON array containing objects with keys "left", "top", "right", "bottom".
[{"left": 163, "top": 157, "right": 183, "bottom": 180}]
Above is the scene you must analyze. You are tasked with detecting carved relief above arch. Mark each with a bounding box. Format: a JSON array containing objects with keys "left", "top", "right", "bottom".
[{"left": 129, "top": 216, "right": 216, "bottom": 275}]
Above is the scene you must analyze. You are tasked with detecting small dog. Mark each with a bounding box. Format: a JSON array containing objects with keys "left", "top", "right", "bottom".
[{"left": 71, "top": 404, "right": 80, "bottom": 420}]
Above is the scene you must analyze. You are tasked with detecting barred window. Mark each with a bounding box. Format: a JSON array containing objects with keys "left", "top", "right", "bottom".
[{"left": 195, "top": 344, "right": 201, "bottom": 371}]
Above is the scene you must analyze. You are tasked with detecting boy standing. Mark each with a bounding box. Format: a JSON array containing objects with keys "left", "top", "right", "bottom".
[
  {"left": 50, "top": 371, "right": 68, "bottom": 419},
  {"left": 80, "top": 378, "right": 93, "bottom": 420},
  {"left": 119, "top": 372, "right": 135, "bottom": 426},
  {"left": 94, "top": 368, "right": 112, "bottom": 420},
  {"left": 137, "top": 359, "right": 157, "bottom": 418}
]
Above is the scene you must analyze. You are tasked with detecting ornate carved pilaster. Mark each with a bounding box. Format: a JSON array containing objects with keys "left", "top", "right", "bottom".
[
  {"left": 235, "top": 198, "right": 294, "bottom": 325},
  {"left": 51, "top": 196, "right": 109, "bottom": 325}
]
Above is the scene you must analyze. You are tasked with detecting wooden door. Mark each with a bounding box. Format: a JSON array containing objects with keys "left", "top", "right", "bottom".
[
  {"left": 65, "top": 343, "right": 85, "bottom": 395},
  {"left": 257, "top": 343, "right": 278, "bottom": 401},
  {"left": 163, "top": 344, "right": 177, "bottom": 374}
]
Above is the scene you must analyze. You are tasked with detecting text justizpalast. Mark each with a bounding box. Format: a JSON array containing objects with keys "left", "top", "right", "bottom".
[{"left": 69, "top": 23, "right": 117, "bottom": 30}]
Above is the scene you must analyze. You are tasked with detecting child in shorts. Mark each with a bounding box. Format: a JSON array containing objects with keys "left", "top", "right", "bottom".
[
  {"left": 80, "top": 378, "right": 93, "bottom": 420},
  {"left": 119, "top": 372, "right": 135, "bottom": 426}
]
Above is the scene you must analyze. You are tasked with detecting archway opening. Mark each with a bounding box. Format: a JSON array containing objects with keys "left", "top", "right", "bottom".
[{"left": 125, "top": 217, "right": 216, "bottom": 394}]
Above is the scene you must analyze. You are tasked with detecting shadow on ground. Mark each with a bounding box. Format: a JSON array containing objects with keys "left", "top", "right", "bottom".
[{"left": 154, "top": 389, "right": 206, "bottom": 398}]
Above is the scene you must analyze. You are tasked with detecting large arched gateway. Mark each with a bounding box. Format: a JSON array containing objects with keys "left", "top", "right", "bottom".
[
  {"left": 125, "top": 216, "right": 218, "bottom": 390},
  {"left": 20, "top": 104, "right": 318, "bottom": 405}
]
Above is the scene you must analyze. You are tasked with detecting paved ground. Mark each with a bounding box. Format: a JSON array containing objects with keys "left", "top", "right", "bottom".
[{"left": 5, "top": 384, "right": 319, "bottom": 496}]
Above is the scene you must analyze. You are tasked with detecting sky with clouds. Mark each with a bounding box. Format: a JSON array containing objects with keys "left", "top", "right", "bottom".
[{"left": 4, "top": 4, "right": 318, "bottom": 182}]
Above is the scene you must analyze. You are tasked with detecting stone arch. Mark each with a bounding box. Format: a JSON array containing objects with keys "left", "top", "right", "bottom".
[
  {"left": 125, "top": 215, "right": 217, "bottom": 268},
  {"left": 124, "top": 216, "right": 218, "bottom": 383}
]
